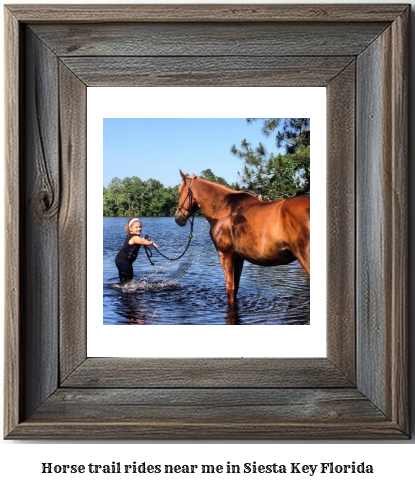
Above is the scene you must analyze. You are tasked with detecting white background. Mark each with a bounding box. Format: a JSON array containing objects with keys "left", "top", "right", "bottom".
[
  {"left": 1, "top": 0, "right": 414, "bottom": 487},
  {"left": 87, "top": 87, "right": 326, "bottom": 357}
]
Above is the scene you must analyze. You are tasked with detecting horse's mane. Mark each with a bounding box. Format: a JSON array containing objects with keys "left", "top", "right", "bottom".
[
  {"left": 179, "top": 172, "right": 257, "bottom": 201},
  {"left": 196, "top": 176, "right": 261, "bottom": 202},
  {"left": 197, "top": 176, "right": 239, "bottom": 193}
]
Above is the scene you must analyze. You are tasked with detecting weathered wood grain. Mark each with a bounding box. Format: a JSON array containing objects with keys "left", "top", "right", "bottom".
[
  {"left": 61, "top": 56, "right": 354, "bottom": 87},
  {"left": 4, "top": 6, "right": 21, "bottom": 438},
  {"left": 58, "top": 63, "right": 87, "bottom": 382},
  {"left": 32, "top": 388, "right": 386, "bottom": 422},
  {"left": 31, "top": 22, "right": 388, "bottom": 57},
  {"left": 21, "top": 28, "right": 60, "bottom": 420},
  {"left": 8, "top": 420, "right": 406, "bottom": 441},
  {"left": 62, "top": 358, "right": 352, "bottom": 388},
  {"left": 6, "top": 4, "right": 409, "bottom": 23},
  {"left": 357, "top": 31, "right": 391, "bottom": 416},
  {"left": 326, "top": 61, "right": 356, "bottom": 383},
  {"left": 389, "top": 6, "right": 409, "bottom": 436},
  {"left": 4, "top": 4, "right": 410, "bottom": 440},
  {"left": 356, "top": 8, "right": 409, "bottom": 426}
]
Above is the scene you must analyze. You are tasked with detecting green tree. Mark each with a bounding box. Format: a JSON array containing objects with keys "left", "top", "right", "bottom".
[
  {"left": 103, "top": 170, "right": 244, "bottom": 217},
  {"left": 103, "top": 176, "right": 181, "bottom": 217},
  {"left": 231, "top": 118, "right": 310, "bottom": 200},
  {"left": 103, "top": 177, "right": 125, "bottom": 216},
  {"left": 248, "top": 118, "right": 310, "bottom": 154},
  {"left": 200, "top": 168, "right": 230, "bottom": 187}
]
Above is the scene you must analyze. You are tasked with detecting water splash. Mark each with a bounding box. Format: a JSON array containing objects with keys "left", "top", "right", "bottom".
[{"left": 112, "top": 277, "right": 180, "bottom": 293}]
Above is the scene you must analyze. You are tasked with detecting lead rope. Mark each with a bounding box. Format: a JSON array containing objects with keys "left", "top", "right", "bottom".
[
  {"left": 143, "top": 185, "right": 196, "bottom": 266},
  {"left": 145, "top": 214, "right": 195, "bottom": 264}
]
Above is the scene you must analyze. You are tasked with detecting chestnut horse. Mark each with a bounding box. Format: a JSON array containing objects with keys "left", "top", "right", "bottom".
[{"left": 174, "top": 170, "right": 310, "bottom": 305}]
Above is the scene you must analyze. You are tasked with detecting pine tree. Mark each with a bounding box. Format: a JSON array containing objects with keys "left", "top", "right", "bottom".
[{"left": 231, "top": 118, "right": 310, "bottom": 200}]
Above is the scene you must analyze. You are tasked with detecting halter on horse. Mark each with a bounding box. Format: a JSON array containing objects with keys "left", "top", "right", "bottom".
[{"left": 174, "top": 169, "right": 310, "bottom": 305}]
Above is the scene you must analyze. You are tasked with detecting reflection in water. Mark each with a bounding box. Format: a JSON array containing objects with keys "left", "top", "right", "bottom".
[
  {"left": 116, "top": 292, "right": 149, "bottom": 325},
  {"left": 225, "top": 302, "right": 244, "bottom": 325},
  {"left": 104, "top": 217, "right": 310, "bottom": 325}
]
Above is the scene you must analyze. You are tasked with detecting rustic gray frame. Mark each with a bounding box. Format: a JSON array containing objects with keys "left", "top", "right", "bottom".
[{"left": 4, "top": 4, "right": 409, "bottom": 439}]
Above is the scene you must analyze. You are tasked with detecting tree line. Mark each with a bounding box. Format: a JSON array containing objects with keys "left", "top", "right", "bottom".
[
  {"left": 103, "top": 118, "right": 310, "bottom": 216},
  {"left": 103, "top": 177, "right": 179, "bottom": 217},
  {"left": 103, "top": 170, "right": 239, "bottom": 217}
]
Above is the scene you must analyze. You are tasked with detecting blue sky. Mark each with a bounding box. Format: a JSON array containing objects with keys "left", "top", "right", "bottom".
[{"left": 103, "top": 118, "right": 280, "bottom": 188}]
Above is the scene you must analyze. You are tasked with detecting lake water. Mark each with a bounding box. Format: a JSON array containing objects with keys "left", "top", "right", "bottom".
[{"left": 103, "top": 217, "right": 310, "bottom": 325}]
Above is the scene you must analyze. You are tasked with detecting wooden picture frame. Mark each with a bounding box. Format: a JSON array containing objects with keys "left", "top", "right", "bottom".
[{"left": 4, "top": 4, "right": 409, "bottom": 439}]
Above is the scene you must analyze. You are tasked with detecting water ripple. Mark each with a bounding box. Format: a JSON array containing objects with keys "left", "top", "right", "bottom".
[{"left": 104, "top": 217, "right": 310, "bottom": 325}]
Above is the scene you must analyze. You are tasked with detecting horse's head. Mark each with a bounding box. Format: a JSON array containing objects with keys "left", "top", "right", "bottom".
[{"left": 174, "top": 169, "right": 198, "bottom": 226}]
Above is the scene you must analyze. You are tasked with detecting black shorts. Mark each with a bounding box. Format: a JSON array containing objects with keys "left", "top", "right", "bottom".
[{"left": 115, "top": 258, "right": 134, "bottom": 283}]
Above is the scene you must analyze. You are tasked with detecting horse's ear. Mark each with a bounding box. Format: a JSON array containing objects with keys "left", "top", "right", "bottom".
[
  {"left": 191, "top": 173, "right": 197, "bottom": 179},
  {"left": 179, "top": 169, "right": 187, "bottom": 181}
]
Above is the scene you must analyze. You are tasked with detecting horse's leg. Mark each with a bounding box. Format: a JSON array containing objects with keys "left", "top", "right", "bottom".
[
  {"left": 218, "top": 251, "right": 239, "bottom": 304},
  {"left": 234, "top": 255, "right": 244, "bottom": 296},
  {"left": 297, "top": 253, "right": 310, "bottom": 275},
  {"left": 292, "top": 240, "right": 310, "bottom": 275}
]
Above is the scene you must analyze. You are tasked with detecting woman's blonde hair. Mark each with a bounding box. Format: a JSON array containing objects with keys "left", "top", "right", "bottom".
[{"left": 125, "top": 217, "right": 141, "bottom": 233}]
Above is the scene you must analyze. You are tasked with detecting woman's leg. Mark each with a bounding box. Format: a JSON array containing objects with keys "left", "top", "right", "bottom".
[{"left": 116, "top": 259, "right": 134, "bottom": 283}]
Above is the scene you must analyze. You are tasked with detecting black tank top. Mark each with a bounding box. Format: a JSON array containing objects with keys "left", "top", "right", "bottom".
[{"left": 115, "top": 234, "right": 141, "bottom": 263}]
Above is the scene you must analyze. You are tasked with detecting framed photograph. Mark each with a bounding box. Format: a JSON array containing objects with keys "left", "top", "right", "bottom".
[
  {"left": 90, "top": 88, "right": 326, "bottom": 358},
  {"left": 4, "top": 4, "right": 409, "bottom": 439}
]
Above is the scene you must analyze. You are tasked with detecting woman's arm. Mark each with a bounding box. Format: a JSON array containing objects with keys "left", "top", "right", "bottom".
[{"left": 130, "top": 236, "right": 158, "bottom": 248}]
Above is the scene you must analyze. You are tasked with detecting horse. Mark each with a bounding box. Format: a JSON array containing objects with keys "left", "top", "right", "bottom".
[{"left": 174, "top": 170, "right": 310, "bottom": 305}]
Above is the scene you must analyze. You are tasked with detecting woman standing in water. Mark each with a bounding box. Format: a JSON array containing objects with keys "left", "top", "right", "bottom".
[{"left": 115, "top": 217, "right": 158, "bottom": 283}]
